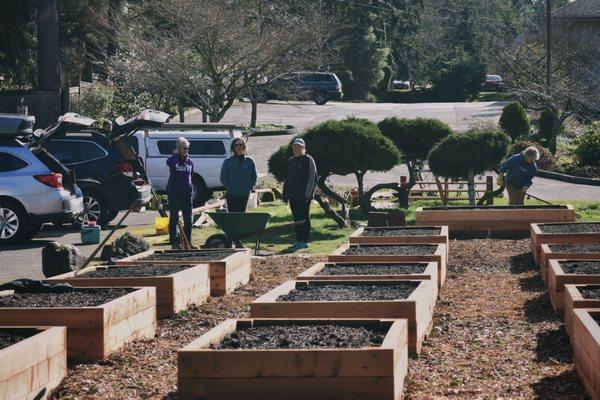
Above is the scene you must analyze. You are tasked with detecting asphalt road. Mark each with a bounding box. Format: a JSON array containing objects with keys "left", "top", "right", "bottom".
[{"left": 1, "top": 100, "right": 598, "bottom": 284}]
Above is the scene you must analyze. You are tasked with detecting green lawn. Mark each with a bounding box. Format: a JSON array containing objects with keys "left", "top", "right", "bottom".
[{"left": 117, "top": 197, "right": 600, "bottom": 256}]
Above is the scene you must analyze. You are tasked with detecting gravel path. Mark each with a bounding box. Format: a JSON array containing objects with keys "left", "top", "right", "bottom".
[
  {"left": 213, "top": 323, "right": 386, "bottom": 350},
  {"left": 342, "top": 244, "right": 438, "bottom": 256},
  {"left": 539, "top": 223, "right": 600, "bottom": 234},
  {"left": 278, "top": 281, "right": 418, "bottom": 302},
  {"left": 0, "top": 288, "right": 134, "bottom": 308},
  {"left": 560, "top": 261, "right": 600, "bottom": 274},
  {"left": 79, "top": 265, "right": 190, "bottom": 279},
  {"left": 319, "top": 263, "right": 427, "bottom": 276}
]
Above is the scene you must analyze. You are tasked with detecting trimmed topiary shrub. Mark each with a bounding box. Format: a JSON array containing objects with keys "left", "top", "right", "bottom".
[
  {"left": 538, "top": 108, "right": 563, "bottom": 153},
  {"left": 378, "top": 117, "right": 454, "bottom": 184},
  {"left": 428, "top": 127, "right": 510, "bottom": 204},
  {"left": 574, "top": 122, "right": 600, "bottom": 168},
  {"left": 510, "top": 141, "right": 555, "bottom": 170},
  {"left": 499, "top": 102, "right": 530, "bottom": 141}
]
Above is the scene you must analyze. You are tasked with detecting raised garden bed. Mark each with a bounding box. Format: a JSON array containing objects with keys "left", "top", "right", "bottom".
[
  {"left": 571, "top": 308, "right": 600, "bottom": 400},
  {"left": 45, "top": 264, "right": 210, "bottom": 319},
  {"left": 349, "top": 226, "right": 448, "bottom": 246},
  {"left": 0, "top": 326, "right": 66, "bottom": 400},
  {"left": 415, "top": 204, "right": 575, "bottom": 232},
  {"left": 530, "top": 222, "right": 600, "bottom": 265},
  {"left": 178, "top": 318, "right": 408, "bottom": 400},
  {"left": 115, "top": 248, "right": 251, "bottom": 296},
  {"left": 539, "top": 244, "right": 600, "bottom": 282},
  {"left": 297, "top": 262, "right": 439, "bottom": 288},
  {"left": 548, "top": 260, "right": 600, "bottom": 315},
  {"left": 328, "top": 243, "right": 446, "bottom": 288},
  {"left": 0, "top": 287, "right": 156, "bottom": 361},
  {"left": 564, "top": 285, "right": 600, "bottom": 339},
  {"left": 250, "top": 280, "right": 436, "bottom": 356}
]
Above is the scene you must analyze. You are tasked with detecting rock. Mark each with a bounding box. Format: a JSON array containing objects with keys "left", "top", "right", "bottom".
[
  {"left": 42, "top": 242, "right": 85, "bottom": 278},
  {"left": 110, "top": 232, "right": 150, "bottom": 260}
]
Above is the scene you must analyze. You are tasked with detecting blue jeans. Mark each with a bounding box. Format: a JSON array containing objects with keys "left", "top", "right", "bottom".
[{"left": 168, "top": 194, "right": 193, "bottom": 246}]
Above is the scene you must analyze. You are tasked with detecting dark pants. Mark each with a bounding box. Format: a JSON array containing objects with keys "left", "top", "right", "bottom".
[
  {"left": 168, "top": 194, "right": 193, "bottom": 246},
  {"left": 290, "top": 199, "right": 311, "bottom": 242},
  {"left": 507, "top": 185, "right": 526, "bottom": 205},
  {"left": 226, "top": 194, "right": 249, "bottom": 213}
]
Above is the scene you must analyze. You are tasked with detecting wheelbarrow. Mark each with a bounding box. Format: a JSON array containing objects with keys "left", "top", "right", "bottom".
[{"left": 204, "top": 212, "right": 305, "bottom": 255}]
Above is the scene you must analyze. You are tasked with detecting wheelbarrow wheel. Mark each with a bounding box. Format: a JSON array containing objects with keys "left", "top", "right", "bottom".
[{"left": 205, "top": 234, "right": 234, "bottom": 249}]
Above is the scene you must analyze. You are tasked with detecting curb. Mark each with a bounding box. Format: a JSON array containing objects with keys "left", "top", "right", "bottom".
[{"left": 538, "top": 169, "right": 600, "bottom": 187}]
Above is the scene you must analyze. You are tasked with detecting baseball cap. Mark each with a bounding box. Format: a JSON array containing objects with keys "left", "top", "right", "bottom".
[{"left": 292, "top": 138, "right": 305, "bottom": 147}]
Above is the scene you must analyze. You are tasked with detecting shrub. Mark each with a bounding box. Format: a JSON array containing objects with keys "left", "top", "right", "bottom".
[
  {"left": 430, "top": 50, "right": 486, "bottom": 101},
  {"left": 574, "top": 123, "right": 600, "bottom": 168},
  {"left": 378, "top": 117, "right": 454, "bottom": 182},
  {"left": 510, "top": 141, "right": 555, "bottom": 170},
  {"left": 428, "top": 127, "right": 510, "bottom": 204},
  {"left": 499, "top": 102, "right": 530, "bottom": 141},
  {"left": 71, "top": 82, "right": 114, "bottom": 120}
]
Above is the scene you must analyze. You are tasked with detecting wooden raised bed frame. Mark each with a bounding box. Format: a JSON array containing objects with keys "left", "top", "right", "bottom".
[
  {"left": 349, "top": 226, "right": 449, "bottom": 246},
  {"left": 297, "top": 261, "right": 439, "bottom": 288},
  {"left": 178, "top": 318, "right": 408, "bottom": 400},
  {"left": 46, "top": 264, "right": 209, "bottom": 319},
  {"left": 539, "top": 244, "right": 600, "bottom": 282},
  {"left": 571, "top": 308, "right": 600, "bottom": 400},
  {"left": 564, "top": 285, "right": 600, "bottom": 340},
  {"left": 328, "top": 243, "right": 447, "bottom": 288},
  {"left": 115, "top": 248, "right": 251, "bottom": 296},
  {"left": 547, "top": 260, "right": 600, "bottom": 315},
  {"left": 530, "top": 222, "right": 600, "bottom": 265},
  {"left": 250, "top": 280, "right": 436, "bottom": 356},
  {"left": 0, "top": 287, "right": 156, "bottom": 361},
  {"left": 0, "top": 326, "right": 66, "bottom": 400},
  {"left": 415, "top": 205, "right": 575, "bottom": 232}
]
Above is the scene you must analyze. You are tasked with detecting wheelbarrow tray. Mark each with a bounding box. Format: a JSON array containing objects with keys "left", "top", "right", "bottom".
[{"left": 207, "top": 212, "right": 272, "bottom": 240}]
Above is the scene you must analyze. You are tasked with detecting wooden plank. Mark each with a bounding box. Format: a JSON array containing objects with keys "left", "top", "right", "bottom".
[
  {"left": 530, "top": 223, "right": 600, "bottom": 265},
  {"left": 349, "top": 226, "right": 449, "bottom": 247},
  {"left": 548, "top": 261, "right": 600, "bottom": 316},
  {"left": 572, "top": 309, "right": 600, "bottom": 400},
  {"left": 540, "top": 245, "right": 600, "bottom": 282},
  {"left": 564, "top": 285, "right": 600, "bottom": 340}
]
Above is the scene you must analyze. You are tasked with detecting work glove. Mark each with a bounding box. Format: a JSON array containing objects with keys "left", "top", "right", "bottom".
[
  {"left": 519, "top": 186, "right": 528, "bottom": 195},
  {"left": 497, "top": 174, "right": 505, "bottom": 186}
]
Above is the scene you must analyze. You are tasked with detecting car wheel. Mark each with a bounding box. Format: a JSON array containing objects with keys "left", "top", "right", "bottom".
[
  {"left": 105, "top": 209, "right": 119, "bottom": 225},
  {"left": 314, "top": 91, "right": 328, "bottom": 105},
  {"left": 73, "top": 191, "right": 108, "bottom": 227},
  {"left": 192, "top": 177, "right": 211, "bottom": 208},
  {"left": 0, "top": 200, "right": 29, "bottom": 244}
]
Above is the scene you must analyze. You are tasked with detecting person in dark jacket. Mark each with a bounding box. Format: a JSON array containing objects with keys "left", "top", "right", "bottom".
[
  {"left": 166, "top": 137, "right": 194, "bottom": 248},
  {"left": 499, "top": 146, "right": 539, "bottom": 205},
  {"left": 220, "top": 137, "right": 257, "bottom": 212},
  {"left": 282, "top": 138, "right": 317, "bottom": 249}
]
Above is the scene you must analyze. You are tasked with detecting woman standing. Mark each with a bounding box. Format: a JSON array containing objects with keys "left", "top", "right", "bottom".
[
  {"left": 220, "top": 137, "right": 257, "bottom": 212},
  {"left": 166, "top": 137, "right": 194, "bottom": 248}
]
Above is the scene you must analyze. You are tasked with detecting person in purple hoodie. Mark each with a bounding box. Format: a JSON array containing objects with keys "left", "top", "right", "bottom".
[{"left": 166, "top": 137, "right": 195, "bottom": 248}]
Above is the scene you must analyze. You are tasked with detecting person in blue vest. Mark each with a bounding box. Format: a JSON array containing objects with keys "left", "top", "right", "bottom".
[
  {"left": 498, "top": 146, "right": 539, "bottom": 205},
  {"left": 220, "top": 137, "right": 257, "bottom": 212},
  {"left": 166, "top": 137, "right": 194, "bottom": 248},
  {"left": 282, "top": 138, "right": 317, "bottom": 250}
]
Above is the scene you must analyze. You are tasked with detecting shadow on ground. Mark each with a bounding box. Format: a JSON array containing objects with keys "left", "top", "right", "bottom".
[{"left": 531, "top": 369, "right": 587, "bottom": 400}]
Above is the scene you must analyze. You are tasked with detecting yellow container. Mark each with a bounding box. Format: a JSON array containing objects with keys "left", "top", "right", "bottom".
[{"left": 155, "top": 217, "right": 169, "bottom": 235}]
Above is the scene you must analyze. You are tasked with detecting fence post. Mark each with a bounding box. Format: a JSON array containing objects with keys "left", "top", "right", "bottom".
[{"left": 486, "top": 176, "right": 494, "bottom": 205}]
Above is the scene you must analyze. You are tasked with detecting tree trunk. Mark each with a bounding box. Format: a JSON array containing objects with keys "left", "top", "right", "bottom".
[
  {"left": 467, "top": 167, "right": 476, "bottom": 206},
  {"left": 355, "top": 171, "right": 366, "bottom": 207},
  {"left": 316, "top": 176, "right": 349, "bottom": 225},
  {"left": 362, "top": 182, "right": 400, "bottom": 212},
  {"left": 314, "top": 194, "right": 347, "bottom": 228},
  {"left": 250, "top": 99, "right": 258, "bottom": 128},
  {"left": 35, "top": 0, "right": 60, "bottom": 92},
  {"left": 406, "top": 161, "right": 417, "bottom": 189},
  {"left": 434, "top": 177, "right": 448, "bottom": 205},
  {"left": 178, "top": 99, "right": 185, "bottom": 123}
]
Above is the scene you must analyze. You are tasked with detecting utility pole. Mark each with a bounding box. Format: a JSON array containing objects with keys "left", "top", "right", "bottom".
[
  {"left": 35, "top": 0, "right": 61, "bottom": 92},
  {"left": 546, "top": 0, "right": 552, "bottom": 93}
]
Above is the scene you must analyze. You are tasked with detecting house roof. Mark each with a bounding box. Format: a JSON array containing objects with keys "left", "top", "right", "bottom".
[{"left": 554, "top": 0, "right": 600, "bottom": 20}]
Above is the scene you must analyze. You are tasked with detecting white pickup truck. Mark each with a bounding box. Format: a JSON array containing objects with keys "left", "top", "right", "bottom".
[{"left": 125, "top": 124, "right": 245, "bottom": 206}]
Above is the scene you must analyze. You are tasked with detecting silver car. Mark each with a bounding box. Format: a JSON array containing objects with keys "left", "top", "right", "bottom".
[{"left": 0, "top": 113, "right": 84, "bottom": 244}]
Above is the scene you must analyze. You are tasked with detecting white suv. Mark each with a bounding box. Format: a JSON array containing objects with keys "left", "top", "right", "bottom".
[{"left": 0, "top": 113, "right": 84, "bottom": 244}]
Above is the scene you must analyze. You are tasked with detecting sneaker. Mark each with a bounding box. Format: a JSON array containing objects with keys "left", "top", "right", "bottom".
[{"left": 299, "top": 242, "right": 310, "bottom": 249}]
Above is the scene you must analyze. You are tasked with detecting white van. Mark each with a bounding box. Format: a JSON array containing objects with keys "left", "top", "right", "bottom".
[{"left": 126, "top": 124, "right": 245, "bottom": 206}]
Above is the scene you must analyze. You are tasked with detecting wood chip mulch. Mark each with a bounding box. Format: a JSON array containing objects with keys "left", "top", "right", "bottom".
[{"left": 50, "top": 240, "right": 589, "bottom": 399}]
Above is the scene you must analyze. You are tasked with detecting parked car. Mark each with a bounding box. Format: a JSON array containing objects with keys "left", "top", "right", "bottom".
[
  {"left": 126, "top": 123, "right": 244, "bottom": 207},
  {"left": 392, "top": 80, "right": 411, "bottom": 90},
  {"left": 0, "top": 113, "right": 84, "bottom": 244},
  {"left": 41, "top": 110, "right": 170, "bottom": 226},
  {"left": 254, "top": 72, "right": 343, "bottom": 105},
  {"left": 483, "top": 74, "right": 506, "bottom": 92}
]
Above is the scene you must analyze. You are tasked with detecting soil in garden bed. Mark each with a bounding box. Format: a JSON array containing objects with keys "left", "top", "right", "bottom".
[
  {"left": 0, "top": 288, "right": 134, "bottom": 308},
  {"left": 539, "top": 223, "right": 600, "bottom": 234},
  {"left": 77, "top": 265, "right": 190, "bottom": 279},
  {"left": 0, "top": 328, "right": 37, "bottom": 350},
  {"left": 424, "top": 205, "right": 568, "bottom": 210},
  {"left": 142, "top": 249, "right": 239, "bottom": 261},
  {"left": 277, "top": 281, "right": 418, "bottom": 302},
  {"left": 580, "top": 286, "right": 600, "bottom": 299},
  {"left": 549, "top": 244, "right": 600, "bottom": 252},
  {"left": 342, "top": 244, "right": 438, "bottom": 256},
  {"left": 212, "top": 323, "right": 387, "bottom": 350},
  {"left": 559, "top": 261, "right": 600, "bottom": 275},
  {"left": 319, "top": 263, "right": 428, "bottom": 276},
  {"left": 361, "top": 227, "right": 441, "bottom": 237}
]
